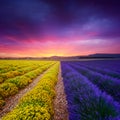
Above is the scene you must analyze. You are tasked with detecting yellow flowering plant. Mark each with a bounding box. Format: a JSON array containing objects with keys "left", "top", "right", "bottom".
[
  {"left": 0, "top": 60, "right": 56, "bottom": 107},
  {"left": 2, "top": 62, "right": 60, "bottom": 120}
]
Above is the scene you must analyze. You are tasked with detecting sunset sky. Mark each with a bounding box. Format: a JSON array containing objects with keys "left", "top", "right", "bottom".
[{"left": 0, "top": 0, "right": 120, "bottom": 57}]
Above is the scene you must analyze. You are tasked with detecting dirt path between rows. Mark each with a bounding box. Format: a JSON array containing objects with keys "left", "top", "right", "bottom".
[
  {"left": 0, "top": 67, "right": 51, "bottom": 118},
  {"left": 53, "top": 65, "right": 69, "bottom": 120}
]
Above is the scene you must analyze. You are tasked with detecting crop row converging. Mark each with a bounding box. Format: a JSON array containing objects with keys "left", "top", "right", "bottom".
[{"left": 1, "top": 60, "right": 120, "bottom": 120}]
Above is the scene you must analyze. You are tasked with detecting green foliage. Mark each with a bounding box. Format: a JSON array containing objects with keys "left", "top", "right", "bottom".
[
  {"left": 0, "top": 95, "right": 5, "bottom": 107},
  {"left": 0, "top": 83, "right": 18, "bottom": 98}
]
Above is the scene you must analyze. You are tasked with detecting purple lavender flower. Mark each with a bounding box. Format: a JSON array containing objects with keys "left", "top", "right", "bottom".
[
  {"left": 67, "top": 62, "right": 120, "bottom": 103},
  {"left": 61, "top": 62, "right": 120, "bottom": 120}
]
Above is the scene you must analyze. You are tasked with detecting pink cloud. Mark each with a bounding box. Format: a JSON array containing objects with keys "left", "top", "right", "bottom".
[{"left": 0, "top": 34, "right": 120, "bottom": 57}]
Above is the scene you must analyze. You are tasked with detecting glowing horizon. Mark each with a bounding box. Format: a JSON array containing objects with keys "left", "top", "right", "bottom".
[{"left": 0, "top": 37, "right": 119, "bottom": 57}]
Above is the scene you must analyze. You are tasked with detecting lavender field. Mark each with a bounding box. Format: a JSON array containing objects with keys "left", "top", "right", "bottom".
[{"left": 61, "top": 60, "right": 120, "bottom": 120}]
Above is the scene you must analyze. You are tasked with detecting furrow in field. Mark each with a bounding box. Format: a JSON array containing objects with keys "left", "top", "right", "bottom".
[{"left": 53, "top": 64, "right": 69, "bottom": 120}]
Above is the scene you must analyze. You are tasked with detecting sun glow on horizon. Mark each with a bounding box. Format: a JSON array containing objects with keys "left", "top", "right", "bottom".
[{"left": 0, "top": 37, "right": 120, "bottom": 58}]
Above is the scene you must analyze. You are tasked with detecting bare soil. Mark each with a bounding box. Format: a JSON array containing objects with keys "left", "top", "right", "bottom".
[{"left": 53, "top": 65, "right": 69, "bottom": 120}]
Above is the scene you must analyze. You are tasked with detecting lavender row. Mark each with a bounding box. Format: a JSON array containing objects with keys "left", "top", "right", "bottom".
[
  {"left": 66, "top": 62, "right": 120, "bottom": 103},
  {"left": 75, "top": 60, "right": 120, "bottom": 73},
  {"left": 71, "top": 61, "right": 120, "bottom": 79},
  {"left": 61, "top": 62, "right": 120, "bottom": 120}
]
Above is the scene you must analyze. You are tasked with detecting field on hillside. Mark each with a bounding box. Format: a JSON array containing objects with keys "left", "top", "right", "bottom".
[{"left": 0, "top": 60, "right": 120, "bottom": 120}]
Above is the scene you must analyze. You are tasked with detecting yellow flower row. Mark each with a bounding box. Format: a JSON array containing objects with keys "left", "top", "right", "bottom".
[
  {"left": 0, "top": 61, "right": 56, "bottom": 107},
  {"left": 2, "top": 62, "right": 60, "bottom": 120},
  {"left": 0, "top": 60, "right": 42, "bottom": 74},
  {"left": 0, "top": 61, "right": 54, "bottom": 83}
]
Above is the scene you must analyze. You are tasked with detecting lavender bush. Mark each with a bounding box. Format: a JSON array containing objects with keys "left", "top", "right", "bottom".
[
  {"left": 67, "top": 62, "right": 120, "bottom": 103},
  {"left": 70, "top": 61, "right": 120, "bottom": 79},
  {"left": 73, "top": 60, "right": 120, "bottom": 73},
  {"left": 61, "top": 62, "right": 120, "bottom": 120}
]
